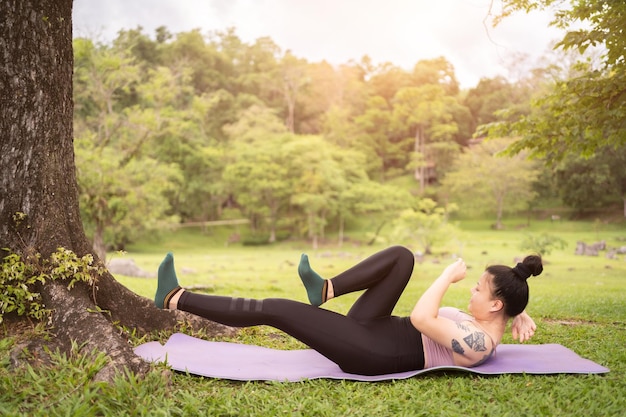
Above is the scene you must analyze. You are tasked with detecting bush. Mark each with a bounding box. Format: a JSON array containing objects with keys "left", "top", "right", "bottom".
[
  {"left": 519, "top": 232, "right": 568, "bottom": 256},
  {"left": 0, "top": 248, "right": 103, "bottom": 324},
  {"left": 241, "top": 233, "right": 271, "bottom": 246},
  {"left": 0, "top": 252, "right": 46, "bottom": 323}
]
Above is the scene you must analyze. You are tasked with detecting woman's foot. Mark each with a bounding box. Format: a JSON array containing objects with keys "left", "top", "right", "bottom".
[
  {"left": 155, "top": 252, "right": 182, "bottom": 309},
  {"left": 298, "top": 254, "right": 327, "bottom": 306}
]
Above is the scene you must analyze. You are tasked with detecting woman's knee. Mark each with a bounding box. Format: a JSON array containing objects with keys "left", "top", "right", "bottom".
[{"left": 388, "top": 245, "right": 415, "bottom": 265}]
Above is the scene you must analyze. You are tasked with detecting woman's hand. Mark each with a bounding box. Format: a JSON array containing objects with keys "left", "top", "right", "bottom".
[
  {"left": 442, "top": 258, "right": 467, "bottom": 283},
  {"left": 511, "top": 311, "right": 536, "bottom": 343}
]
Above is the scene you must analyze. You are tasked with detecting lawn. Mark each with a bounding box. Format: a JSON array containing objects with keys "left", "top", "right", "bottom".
[{"left": 1, "top": 218, "right": 625, "bottom": 416}]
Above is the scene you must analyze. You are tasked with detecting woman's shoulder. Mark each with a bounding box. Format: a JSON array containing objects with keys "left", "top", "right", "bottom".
[{"left": 438, "top": 306, "right": 472, "bottom": 322}]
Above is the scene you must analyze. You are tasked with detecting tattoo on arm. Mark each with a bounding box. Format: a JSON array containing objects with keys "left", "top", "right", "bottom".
[
  {"left": 471, "top": 343, "right": 496, "bottom": 366},
  {"left": 463, "top": 332, "right": 487, "bottom": 352},
  {"left": 456, "top": 322, "right": 470, "bottom": 332},
  {"left": 451, "top": 339, "right": 465, "bottom": 355},
  {"left": 471, "top": 354, "right": 491, "bottom": 367}
]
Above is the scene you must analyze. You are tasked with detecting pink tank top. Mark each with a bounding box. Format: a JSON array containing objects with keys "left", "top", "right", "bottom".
[{"left": 421, "top": 307, "right": 487, "bottom": 368}]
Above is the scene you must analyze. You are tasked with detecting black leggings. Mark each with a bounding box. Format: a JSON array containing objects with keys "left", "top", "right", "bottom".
[{"left": 177, "top": 245, "right": 425, "bottom": 375}]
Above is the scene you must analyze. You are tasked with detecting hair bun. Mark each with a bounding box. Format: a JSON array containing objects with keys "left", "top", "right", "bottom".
[{"left": 513, "top": 255, "right": 543, "bottom": 280}]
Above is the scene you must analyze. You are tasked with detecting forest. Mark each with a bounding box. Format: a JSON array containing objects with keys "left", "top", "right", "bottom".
[
  {"left": 73, "top": 21, "right": 626, "bottom": 258},
  {"left": 1, "top": 2, "right": 625, "bottom": 410}
]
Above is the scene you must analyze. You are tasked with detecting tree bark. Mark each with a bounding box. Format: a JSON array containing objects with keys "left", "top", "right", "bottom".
[
  {"left": 415, "top": 124, "right": 426, "bottom": 194},
  {"left": 0, "top": 0, "right": 236, "bottom": 383},
  {"left": 1, "top": 0, "right": 87, "bottom": 258}
]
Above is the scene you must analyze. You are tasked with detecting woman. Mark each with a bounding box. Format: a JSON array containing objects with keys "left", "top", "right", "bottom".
[{"left": 155, "top": 246, "right": 542, "bottom": 375}]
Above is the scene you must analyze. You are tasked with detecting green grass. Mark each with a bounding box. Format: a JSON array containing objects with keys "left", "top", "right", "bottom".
[{"left": 1, "top": 218, "right": 625, "bottom": 416}]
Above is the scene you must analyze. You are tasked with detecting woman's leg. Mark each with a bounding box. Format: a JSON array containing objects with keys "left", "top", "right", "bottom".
[
  {"left": 155, "top": 252, "right": 377, "bottom": 371},
  {"left": 155, "top": 250, "right": 420, "bottom": 374},
  {"left": 303, "top": 246, "right": 415, "bottom": 322},
  {"left": 177, "top": 291, "right": 419, "bottom": 375}
]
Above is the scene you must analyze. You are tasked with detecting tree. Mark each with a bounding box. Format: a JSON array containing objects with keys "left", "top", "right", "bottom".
[
  {"left": 76, "top": 141, "right": 182, "bottom": 258},
  {"left": 285, "top": 136, "right": 348, "bottom": 249},
  {"left": 555, "top": 146, "right": 626, "bottom": 216},
  {"left": 392, "top": 85, "right": 459, "bottom": 193},
  {"left": 72, "top": 37, "right": 141, "bottom": 149},
  {"left": 296, "top": 61, "right": 342, "bottom": 134},
  {"left": 353, "top": 96, "right": 408, "bottom": 181},
  {"left": 367, "top": 62, "right": 412, "bottom": 103},
  {"left": 278, "top": 52, "right": 309, "bottom": 133},
  {"left": 331, "top": 152, "right": 409, "bottom": 246},
  {"left": 222, "top": 111, "right": 293, "bottom": 242},
  {"left": 391, "top": 198, "right": 459, "bottom": 255},
  {"left": 464, "top": 76, "right": 516, "bottom": 130},
  {"left": 73, "top": 39, "right": 185, "bottom": 256},
  {"left": 346, "top": 181, "right": 414, "bottom": 246},
  {"left": 411, "top": 57, "right": 460, "bottom": 96},
  {"left": 484, "top": 0, "right": 626, "bottom": 161},
  {"left": 441, "top": 138, "right": 540, "bottom": 229},
  {"left": 0, "top": 0, "right": 233, "bottom": 383},
  {"left": 161, "top": 29, "right": 232, "bottom": 95}
]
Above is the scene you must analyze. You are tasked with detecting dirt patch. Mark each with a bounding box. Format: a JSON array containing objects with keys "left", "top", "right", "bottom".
[{"left": 543, "top": 318, "right": 596, "bottom": 326}]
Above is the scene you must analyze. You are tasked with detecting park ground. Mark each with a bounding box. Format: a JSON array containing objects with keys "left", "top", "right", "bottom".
[{"left": 1, "top": 216, "right": 625, "bottom": 416}]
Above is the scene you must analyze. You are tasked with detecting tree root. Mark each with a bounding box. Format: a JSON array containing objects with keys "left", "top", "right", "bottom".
[{"left": 7, "top": 271, "right": 237, "bottom": 384}]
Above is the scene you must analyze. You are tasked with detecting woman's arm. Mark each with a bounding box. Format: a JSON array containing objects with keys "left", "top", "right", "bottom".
[
  {"left": 410, "top": 259, "right": 493, "bottom": 367},
  {"left": 411, "top": 259, "right": 466, "bottom": 320}
]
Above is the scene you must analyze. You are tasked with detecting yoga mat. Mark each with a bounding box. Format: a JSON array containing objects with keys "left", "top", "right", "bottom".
[{"left": 134, "top": 333, "right": 609, "bottom": 382}]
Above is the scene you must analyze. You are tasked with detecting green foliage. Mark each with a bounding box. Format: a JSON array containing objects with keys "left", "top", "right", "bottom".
[
  {"left": 286, "top": 135, "right": 359, "bottom": 243},
  {"left": 73, "top": 29, "right": 492, "bottom": 251},
  {"left": 441, "top": 137, "right": 540, "bottom": 228},
  {"left": 391, "top": 198, "right": 459, "bottom": 254},
  {"left": 463, "top": 76, "right": 530, "bottom": 129},
  {"left": 554, "top": 146, "right": 626, "bottom": 212},
  {"left": 240, "top": 233, "right": 272, "bottom": 246},
  {"left": 73, "top": 38, "right": 186, "bottom": 255},
  {"left": 519, "top": 232, "right": 568, "bottom": 256},
  {"left": 391, "top": 83, "right": 461, "bottom": 191},
  {"left": 486, "top": 0, "right": 626, "bottom": 161},
  {"left": 0, "top": 253, "right": 46, "bottom": 324},
  {"left": 76, "top": 139, "right": 182, "bottom": 253},
  {"left": 48, "top": 248, "right": 103, "bottom": 290},
  {"left": 354, "top": 95, "right": 409, "bottom": 181},
  {"left": 222, "top": 126, "right": 294, "bottom": 240},
  {"left": 72, "top": 15, "right": 626, "bottom": 253},
  {"left": 0, "top": 247, "right": 103, "bottom": 324}
]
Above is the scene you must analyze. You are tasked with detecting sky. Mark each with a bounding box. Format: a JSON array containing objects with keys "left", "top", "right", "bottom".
[{"left": 73, "top": 0, "right": 564, "bottom": 89}]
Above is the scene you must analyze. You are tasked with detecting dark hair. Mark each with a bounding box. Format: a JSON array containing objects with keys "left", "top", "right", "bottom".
[{"left": 486, "top": 255, "right": 543, "bottom": 317}]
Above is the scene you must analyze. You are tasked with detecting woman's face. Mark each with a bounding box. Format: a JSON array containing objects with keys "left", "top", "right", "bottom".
[{"left": 468, "top": 271, "right": 497, "bottom": 317}]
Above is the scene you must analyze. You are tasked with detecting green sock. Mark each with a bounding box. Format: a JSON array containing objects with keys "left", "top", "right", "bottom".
[
  {"left": 155, "top": 252, "right": 182, "bottom": 309},
  {"left": 298, "top": 254, "right": 327, "bottom": 306}
]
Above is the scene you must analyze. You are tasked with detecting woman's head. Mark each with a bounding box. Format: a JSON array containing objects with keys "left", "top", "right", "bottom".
[{"left": 485, "top": 255, "right": 543, "bottom": 317}]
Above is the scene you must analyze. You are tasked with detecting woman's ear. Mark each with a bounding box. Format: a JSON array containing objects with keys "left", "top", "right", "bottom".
[{"left": 490, "top": 299, "right": 504, "bottom": 313}]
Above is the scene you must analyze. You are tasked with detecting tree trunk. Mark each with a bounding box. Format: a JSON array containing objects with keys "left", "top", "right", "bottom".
[
  {"left": 284, "top": 89, "right": 296, "bottom": 133},
  {"left": 338, "top": 213, "right": 344, "bottom": 247},
  {"left": 282, "top": 74, "right": 297, "bottom": 133},
  {"left": 1, "top": 0, "right": 86, "bottom": 258},
  {"left": 414, "top": 124, "right": 426, "bottom": 194},
  {"left": 495, "top": 195, "right": 504, "bottom": 230},
  {"left": 269, "top": 203, "right": 277, "bottom": 243},
  {"left": 0, "top": 0, "right": 235, "bottom": 383}
]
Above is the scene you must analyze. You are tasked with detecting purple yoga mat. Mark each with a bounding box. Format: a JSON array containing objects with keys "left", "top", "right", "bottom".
[{"left": 134, "top": 333, "right": 609, "bottom": 382}]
